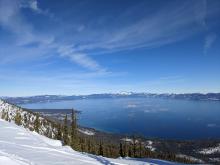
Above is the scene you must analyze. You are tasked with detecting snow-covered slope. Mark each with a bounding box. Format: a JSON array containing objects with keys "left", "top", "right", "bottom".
[
  {"left": 0, "top": 99, "right": 57, "bottom": 138},
  {"left": 0, "top": 119, "right": 186, "bottom": 165}
]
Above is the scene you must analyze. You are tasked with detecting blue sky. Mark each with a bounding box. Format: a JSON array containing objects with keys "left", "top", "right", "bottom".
[{"left": 0, "top": 0, "right": 220, "bottom": 96}]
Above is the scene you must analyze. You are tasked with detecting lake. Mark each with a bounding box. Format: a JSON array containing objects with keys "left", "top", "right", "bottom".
[{"left": 20, "top": 97, "right": 220, "bottom": 140}]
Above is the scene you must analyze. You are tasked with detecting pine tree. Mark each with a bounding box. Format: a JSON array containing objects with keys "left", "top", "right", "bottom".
[
  {"left": 132, "top": 136, "right": 136, "bottom": 157},
  {"left": 34, "top": 113, "right": 40, "bottom": 133},
  {"left": 139, "top": 141, "right": 142, "bottom": 158},
  {"left": 80, "top": 137, "right": 86, "bottom": 152},
  {"left": 15, "top": 111, "right": 22, "bottom": 126},
  {"left": 128, "top": 145, "right": 132, "bottom": 157},
  {"left": 119, "top": 143, "right": 123, "bottom": 157},
  {"left": 57, "top": 123, "right": 62, "bottom": 141},
  {"left": 98, "top": 141, "right": 103, "bottom": 156},
  {"left": 1, "top": 110, "right": 5, "bottom": 119},
  {"left": 23, "top": 113, "right": 28, "bottom": 127},
  {"left": 5, "top": 112, "right": 9, "bottom": 121},
  {"left": 87, "top": 139, "right": 91, "bottom": 153},
  {"left": 71, "top": 109, "right": 77, "bottom": 146},
  {"left": 63, "top": 114, "right": 69, "bottom": 145},
  {"left": 24, "top": 113, "right": 27, "bottom": 122},
  {"left": 124, "top": 141, "right": 127, "bottom": 157}
]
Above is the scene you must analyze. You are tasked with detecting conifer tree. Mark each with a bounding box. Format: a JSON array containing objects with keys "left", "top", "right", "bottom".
[
  {"left": 71, "top": 109, "right": 77, "bottom": 146},
  {"left": 132, "top": 136, "right": 137, "bottom": 157},
  {"left": 139, "top": 141, "right": 142, "bottom": 158},
  {"left": 63, "top": 114, "right": 69, "bottom": 145},
  {"left": 87, "top": 139, "right": 91, "bottom": 153},
  {"left": 123, "top": 141, "right": 127, "bottom": 157},
  {"left": 5, "top": 112, "right": 9, "bottom": 121},
  {"left": 80, "top": 137, "right": 86, "bottom": 152},
  {"left": 23, "top": 113, "right": 28, "bottom": 127},
  {"left": 57, "top": 123, "right": 62, "bottom": 141},
  {"left": 1, "top": 110, "right": 5, "bottom": 119},
  {"left": 98, "top": 141, "right": 103, "bottom": 156},
  {"left": 15, "top": 111, "right": 22, "bottom": 125},
  {"left": 119, "top": 143, "right": 123, "bottom": 157},
  {"left": 128, "top": 145, "right": 132, "bottom": 157},
  {"left": 24, "top": 113, "right": 27, "bottom": 123},
  {"left": 34, "top": 113, "right": 40, "bottom": 133}
]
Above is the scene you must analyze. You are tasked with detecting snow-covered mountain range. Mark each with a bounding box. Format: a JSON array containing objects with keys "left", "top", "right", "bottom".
[{"left": 2, "top": 92, "right": 220, "bottom": 104}]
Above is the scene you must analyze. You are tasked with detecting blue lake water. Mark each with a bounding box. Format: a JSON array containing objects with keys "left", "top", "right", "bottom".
[{"left": 20, "top": 98, "right": 220, "bottom": 140}]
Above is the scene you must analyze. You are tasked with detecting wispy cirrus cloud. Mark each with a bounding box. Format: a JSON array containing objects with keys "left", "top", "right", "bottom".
[
  {"left": 0, "top": 0, "right": 103, "bottom": 71},
  {"left": 194, "top": 0, "right": 207, "bottom": 29},
  {"left": 0, "top": 0, "right": 54, "bottom": 45},
  {"left": 57, "top": 45, "right": 104, "bottom": 71},
  {"left": 20, "top": 0, "right": 54, "bottom": 18},
  {"left": 21, "top": 0, "right": 42, "bottom": 13},
  {"left": 1, "top": 0, "right": 219, "bottom": 70},
  {"left": 66, "top": 0, "right": 219, "bottom": 56},
  {"left": 204, "top": 33, "right": 217, "bottom": 54},
  {"left": 193, "top": 0, "right": 218, "bottom": 55}
]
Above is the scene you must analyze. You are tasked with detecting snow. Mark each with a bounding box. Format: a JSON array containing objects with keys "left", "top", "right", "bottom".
[
  {"left": 176, "top": 154, "right": 203, "bottom": 163},
  {"left": 121, "top": 138, "right": 133, "bottom": 143},
  {"left": 0, "top": 119, "right": 184, "bottom": 165},
  {"left": 0, "top": 99, "right": 57, "bottom": 138},
  {"left": 121, "top": 138, "right": 139, "bottom": 144},
  {"left": 209, "top": 158, "right": 220, "bottom": 163},
  {"left": 145, "top": 141, "right": 156, "bottom": 152},
  {"left": 198, "top": 144, "right": 220, "bottom": 154},
  {"left": 78, "top": 128, "right": 95, "bottom": 136},
  {"left": 119, "top": 91, "right": 133, "bottom": 95},
  {"left": 0, "top": 156, "right": 22, "bottom": 165},
  {"left": 121, "top": 139, "right": 156, "bottom": 152}
]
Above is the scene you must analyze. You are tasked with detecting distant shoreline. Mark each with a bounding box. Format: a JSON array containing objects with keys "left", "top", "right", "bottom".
[{"left": 2, "top": 92, "right": 220, "bottom": 105}]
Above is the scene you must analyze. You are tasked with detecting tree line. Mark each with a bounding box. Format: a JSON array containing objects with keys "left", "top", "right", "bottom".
[{"left": 56, "top": 110, "right": 194, "bottom": 164}]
